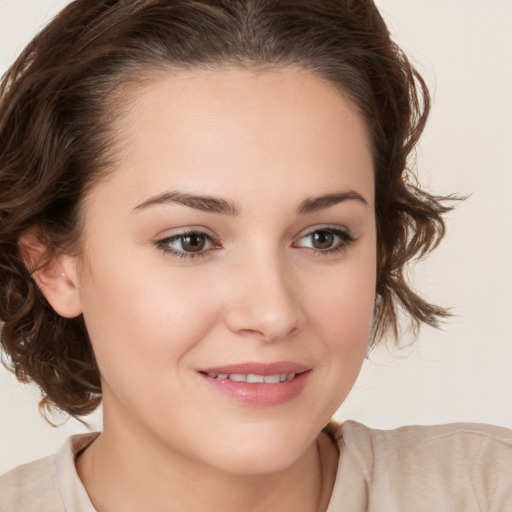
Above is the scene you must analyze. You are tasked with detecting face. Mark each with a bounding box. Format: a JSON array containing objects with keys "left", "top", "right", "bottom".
[{"left": 71, "top": 67, "right": 376, "bottom": 474}]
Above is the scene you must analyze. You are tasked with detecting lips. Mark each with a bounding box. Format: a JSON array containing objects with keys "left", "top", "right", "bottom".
[
  {"left": 200, "top": 361, "right": 311, "bottom": 376},
  {"left": 198, "top": 361, "right": 312, "bottom": 406}
]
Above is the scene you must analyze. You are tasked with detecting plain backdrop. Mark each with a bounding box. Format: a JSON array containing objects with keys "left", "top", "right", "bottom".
[{"left": 1, "top": 0, "right": 511, "bottom": 475}]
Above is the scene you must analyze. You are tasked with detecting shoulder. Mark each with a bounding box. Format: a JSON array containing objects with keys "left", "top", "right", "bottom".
[
  {"left": 336, "top": 419, "right": 512, "bottom": 454},
  {"left": 0, "top": 433, "right": 98, "bottom": 512},
  {"left": 0, "top": 452, "right": 64, "bottom": 512},
  {"left": 337, "top": 420, "right": 512, "bottom": 463},
  {"left": 330, "top": 421, "right": 512, "bottom": 510}
]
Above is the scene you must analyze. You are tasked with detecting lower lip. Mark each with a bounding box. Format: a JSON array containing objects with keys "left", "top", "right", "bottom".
[{"left": 199, "top": 371, "right": 311, "bottom": 407}]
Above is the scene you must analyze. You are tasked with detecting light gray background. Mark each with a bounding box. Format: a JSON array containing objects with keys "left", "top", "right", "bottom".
[{"left": 1, "top": 0, "right": 511, "bottom": 475}]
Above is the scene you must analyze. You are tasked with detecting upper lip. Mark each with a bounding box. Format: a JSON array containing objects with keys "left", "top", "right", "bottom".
[{"left": 199, "top": 361, "right": 311, "bottom": 376}]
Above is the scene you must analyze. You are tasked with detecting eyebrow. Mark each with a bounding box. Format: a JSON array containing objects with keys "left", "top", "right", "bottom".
[
  {"left": 133, "top": 189, "right": 368, "bottom": 215},
  {"left": 297, "top": 191, "right": 368, "bottom": 214},
  {"left": 133, "top": 191, "right": 241, "bottom": 216}
]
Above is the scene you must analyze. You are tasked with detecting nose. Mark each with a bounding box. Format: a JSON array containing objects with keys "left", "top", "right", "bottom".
[{"left": 224, "top": 252, "right": 306, "bottom": 343}]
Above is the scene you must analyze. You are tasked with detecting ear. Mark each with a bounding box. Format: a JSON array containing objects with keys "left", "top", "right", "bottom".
[{"left": 18, "top": 230, "right": 83, "bottom": 318}]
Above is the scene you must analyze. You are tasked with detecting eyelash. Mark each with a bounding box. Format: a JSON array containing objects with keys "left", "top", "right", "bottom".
[
  {"left": 294, "top": 227, "right": 356, "bottom": 256},
  {"left": 155, "top": 227, "right": 355, "bottom": 260},
  {"left": 156, "top": 231, "right": 218, "bottom": 260}
]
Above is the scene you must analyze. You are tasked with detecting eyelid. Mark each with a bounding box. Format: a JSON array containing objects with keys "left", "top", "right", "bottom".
[
  {"left": 292, "top": 225, "right": 356, "bottom": 252},
  {"left": 154, "top": 224, "right": 356, "bottom": 260},
  {"left": 152, "top": 224, "right": 217, "bottom": 240},
  {"left": 155, "top": 229, "right": 220, "bottom": 260},
  {"left": 294, "top": 224, "right": 354, "bottom": 241}
]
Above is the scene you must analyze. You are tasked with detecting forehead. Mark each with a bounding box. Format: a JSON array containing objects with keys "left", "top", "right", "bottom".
[{"left": 89, "top": 67, "right": 374, "bottom": 214}]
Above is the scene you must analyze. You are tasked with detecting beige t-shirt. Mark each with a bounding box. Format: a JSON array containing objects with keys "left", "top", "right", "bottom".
[{"left": 1, "top": 421, "right": 511, "bottom": 511}]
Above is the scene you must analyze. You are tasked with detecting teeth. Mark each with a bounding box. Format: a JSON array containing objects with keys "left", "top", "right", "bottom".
[
  {"left": 206, "top": 372, "right": 297, "bottom": 383},
  {"left": 208, "top": 372, "right": 228, "bottom": 379},
  {"left": 247, "top": 374, "right": 264, "bottom": 383}
]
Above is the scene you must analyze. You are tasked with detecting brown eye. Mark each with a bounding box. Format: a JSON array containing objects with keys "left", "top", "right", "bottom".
[
  {"left": 295, "top": 227, "right": 355, "bottom": 253},
  {"left": 157, "top": 231, "right": 215, "bottom": 258},
  {"left": 180, "top": 233, "right": 206, "bottom": 252},
  {"left": 310, "top": 231, "right": 335, "bottom": 249}
]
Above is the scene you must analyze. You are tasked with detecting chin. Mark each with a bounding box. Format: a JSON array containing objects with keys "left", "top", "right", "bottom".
[{"left": 196, "top": 421, "right": 318, "bottom": 475}]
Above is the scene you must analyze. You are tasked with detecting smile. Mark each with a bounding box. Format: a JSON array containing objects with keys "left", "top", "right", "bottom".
[
  {"left": 199, "top": 362, "right": 311, "bottom": 406},
  {"left": 205, "top": 372, "right": 296, "bottom": 383}
]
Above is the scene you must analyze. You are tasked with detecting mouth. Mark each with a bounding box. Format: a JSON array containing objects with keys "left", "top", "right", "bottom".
[
  {"left": 198, "top": 362, "right": 311, "bottom": 406},
  {"left": 201, "top": 372, "right": 299, "bottom": 383}
]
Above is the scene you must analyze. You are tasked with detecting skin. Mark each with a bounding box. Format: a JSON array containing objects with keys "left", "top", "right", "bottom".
[{"left": 34, "top": 67, "right": 377, "bottom": 511}]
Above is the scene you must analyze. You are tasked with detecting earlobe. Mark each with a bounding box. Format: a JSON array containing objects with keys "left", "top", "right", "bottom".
[{"left": 18, "top": 231, "right": 83, "bottom": 319}]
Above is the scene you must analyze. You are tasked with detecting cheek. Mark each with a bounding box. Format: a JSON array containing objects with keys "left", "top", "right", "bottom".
[
  {"left": 77, "top": 254, "right": 225, "bottom": 384},
  {"left": 314, "top": 252, "right": 376, "bottom": 339},
  {"left": 309, "top": 250, "right": 376, "bottom": 383}
]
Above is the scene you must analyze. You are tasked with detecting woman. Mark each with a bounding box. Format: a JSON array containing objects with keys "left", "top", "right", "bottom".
[{"left": 0, "top": 1, "right": 511, "bottom": 510}]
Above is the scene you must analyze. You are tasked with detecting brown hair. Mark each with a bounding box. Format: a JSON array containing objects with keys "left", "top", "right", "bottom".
[{"left": 0, "top": 0, "right": 452, "bottom": 419}]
